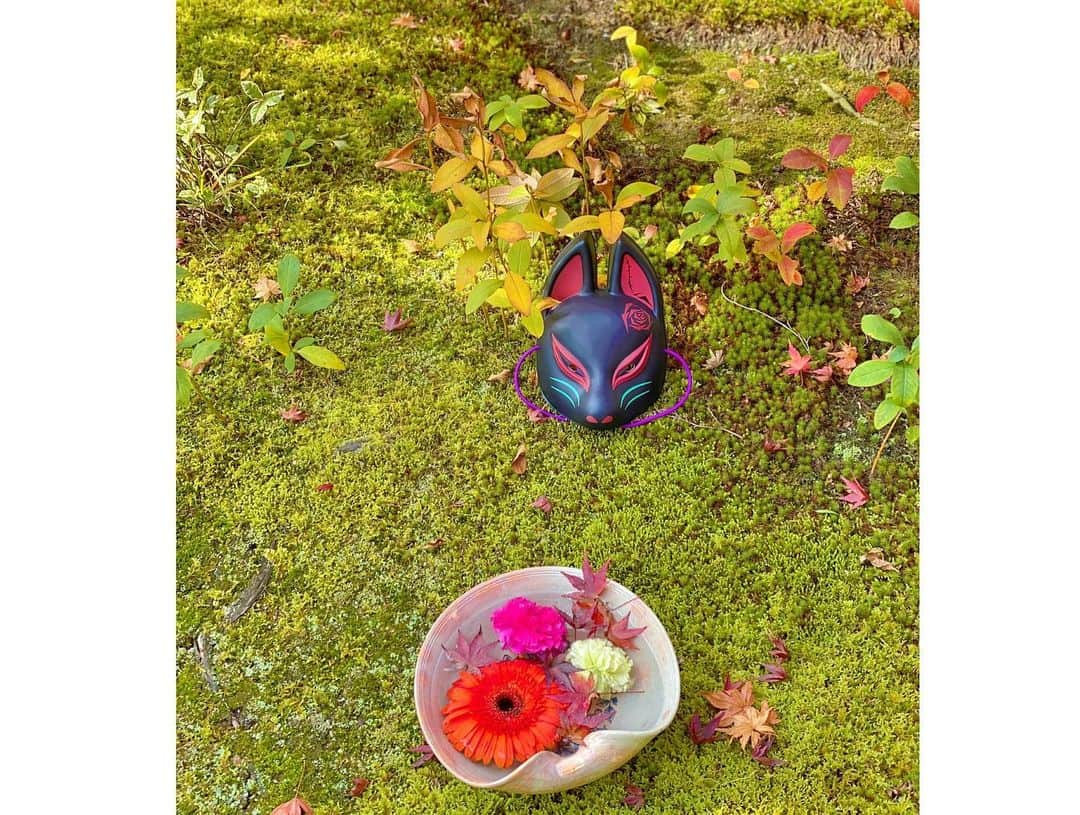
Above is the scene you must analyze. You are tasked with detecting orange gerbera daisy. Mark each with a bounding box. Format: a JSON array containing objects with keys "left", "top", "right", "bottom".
[{"left": 442, "top": 659, "right": 565, "bottom": 768}]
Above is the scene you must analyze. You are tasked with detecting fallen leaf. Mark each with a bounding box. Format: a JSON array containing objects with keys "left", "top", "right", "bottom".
[
  {"left": 442, "top": 627, "right": 499, "bottom": 673},
  {"left": 846, "top": 272, "right": 870, "bottom": 295},
  {"left": 861, "top": 547, "right": 899, "bottom": 572},
  {"left": 447, "top": 36, "right": 465, "bottom": 53},
  {"left": 518, "top": 65, "right": 538, "bottom": 90},
  {"left": 641, "top": 224, "right": 658, "bottom": 244},
  {"left": 763, "top": 437, "right": 788, "bottom": 454},
  {"left": 280, "top": 405, "right": 308, "bottom": 423},
  {"left": 316, "top": 482, "right": 334, "bottom": 492},
  {"left": 532, "top": 495, "right": 553, "bottom": 514},
  {"left": 391, "top": 12, "right": 419, "bottom": 28},
  {"left": 563, "top": 553, "right": 610, "bottom": 604},
  {"left": 811, "top": 365, "right": 834, "bottom": 384},
  {"left": 828, "top": 343, "right": 859, "bottom": 374},
  {"left": 224, "top": 558, "right": 273, "bottom": 624},
  {"left": 751, "top": 734, "right": 785, "bottom": 769},
  {"left": 839, "top": 477, "right": 870, "bottom": 508},
  {"left": 781, "top": 344, "right": 813, "bottom": 378},
  {"left": 704, "top": 676, "right": 755, "bottom": 722},
  {"left": 426, "top": 537, "right": 445, "bottom": 550},
  {"left": 827, "top": 234, "right": 853, "bottom": 254},
  {"left": 743, "top": 78, "right": 760, "bottom": 90},
  {"left": 409, "top": 743, "right": 436, "bottom": 768},
  {"left": 698, "top": 123, "right": 718, "bottom": 142},
  {"left": 402, "top": 239, "right": 421, "bottom": 254},
  {"left": 769, "top": 635, "right": 790, "bottom": 663},
  {"left": 526, "top": 408, "right": 549, "bottom": 423},
  {"left": 726, "top": 68, "right": 743, "bottom": 82},
  {"left": 760, "top": 662, "right": 788, "bottom": 684},
  {"left": 773, "top": 104, "right": 792, "bottom": 117},
  {"left": 623, "top": 783, "right": 645, "bottom": 811},
  {"left": 690, "top": 290, "right": 709, "bottom": 316},
  {"left": 705, "top": 349, "right": 725, "bottom": 370},
  {"left": 886, "top": 81, "right": 913, "bottom": 108},
  {"left": 607, "top": 613, "right": 647, "bottom": 650},
  {"left": 904, "top": 0, "right": 919, "bottom": 19},
  {"left": 381, "top": 308, "right": 413, "bottom": 332},
  {"left": 487, "top": 369, "right": 511, "bottom": 385},
  {"left": 723, "top": 702, "right": 779, "bottom": 750},
  {"left": 270, "top": 796, "right": 313, "bottom": 815},
  {"left": 688, "top": 712, "right": 724, "bottom": 745},
  {"left": 254, "top": 276, "right": 281, "bottom": 301},
  {"left": 349, "top": 778, "right": 370, "bottom": 797},
  {"left": 510, "top": 443, "right": 528, "bottom": 475}
]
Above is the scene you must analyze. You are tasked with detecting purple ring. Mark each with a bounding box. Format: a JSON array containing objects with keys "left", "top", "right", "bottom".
[{"left": 512, "top": 345, "right": 693, "bottom": 429}]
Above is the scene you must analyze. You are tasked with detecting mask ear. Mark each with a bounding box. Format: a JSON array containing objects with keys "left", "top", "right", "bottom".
[
  {"left": 608, "top": 234, "right": 662, "bottom": 317},
  {"left": 543, "top": 234, "right": 596, "bottom": 302}
]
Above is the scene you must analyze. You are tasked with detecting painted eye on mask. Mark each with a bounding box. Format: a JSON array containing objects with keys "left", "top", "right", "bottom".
[
  {"left": 551, "top": 334, "right": 590, "bottom": 391},
  {"left": 611, "top": 335, "right": 653, "bottom": 390}
]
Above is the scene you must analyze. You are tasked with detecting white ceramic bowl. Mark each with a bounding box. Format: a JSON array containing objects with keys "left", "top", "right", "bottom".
[{"left": 414, "top": 567, "right": 680, "bottom": 793}]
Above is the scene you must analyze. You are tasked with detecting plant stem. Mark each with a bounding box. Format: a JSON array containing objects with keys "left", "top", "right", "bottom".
[
  {"left": 869, "top": 412, "right": 901, "bottom": 478},
  {"left": 718, "top": 281, "right": 810, "bottom": 352},
  {"left": 191, "top": 376, "right": 229, "bottom": 425}
]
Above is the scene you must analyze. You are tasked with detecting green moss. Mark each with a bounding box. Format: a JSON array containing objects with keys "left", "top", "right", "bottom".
[{"left": 178, "top": 1, "right": 918, "bottom": 813}]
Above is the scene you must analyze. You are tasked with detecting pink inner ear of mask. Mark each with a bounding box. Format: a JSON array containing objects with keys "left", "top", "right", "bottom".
[
  {"left": 620, "top": 254, "right": 654, "bottom": 310},
  {"left": 550, "top": 255, "right": 583, "bottom": 301}
]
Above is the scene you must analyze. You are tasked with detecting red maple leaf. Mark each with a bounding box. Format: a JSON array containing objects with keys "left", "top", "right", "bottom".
[
  {"left": 623, "top": 784, "right": 646, "bottom": 811},
  {"left": 270, "top": 798, "right": 313, "bottom": 815},
  {"left": 769, "top": 635, "right": 790, "bottom": 663},
  {"left": 409, "top": 743, "right": 436, "bottom": 768},
  {"left": 349, "top": 778, "right": 370, "bottom": 797},
  {"left": 607, "top": 613, "right": 647, "bottom": 650},
  {"left": 763, "top": 437, "right": 788, "bottom": 454},
  {"left": 839, "top": 477, "right": 870, "bottom": 508},
  {"left": 532, "top": 495, "right": 553, "bottom": 514},
  {"left": 315, "top": 482, "right": 334, "bottom": 492},
  {"left": 781, "top": 344, "right": 813, "bottom": 377},
  {"left": 563, "top": 601, "right": 609, "bottom": 639},
  {"left": 442, "top": 627, "right": 498, "bottom": 674},
  {"left": 688, "top": 712, "right": 724, "bottom": 745},
  {"left": 526, "top": 407, "right": 549, "bottom": 423},
  {"left": 811, "top": 364, "right": 834, "bottom": 384},
  {"left": 760, "top": 662, "right": 788, "bottom": 684},
  {"left": 562, "top": 553, "right": 610, "bottom": 604},
  {"left": 751, "top": 734, "right": 785, "bottom": 770},
  {"left": 280, "top": 405, "right": 308, "bottom": 423},
  {"left": 381, "top": 308, "right": 414, "bottom": 332}
]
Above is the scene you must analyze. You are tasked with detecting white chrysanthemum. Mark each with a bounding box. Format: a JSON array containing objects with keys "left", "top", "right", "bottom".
[{"left": 566, "top": 637, "right": 634, "bottom": 694}]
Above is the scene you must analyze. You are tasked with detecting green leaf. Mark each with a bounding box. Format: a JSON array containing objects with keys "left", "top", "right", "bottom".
[
  {"left": 517, "top": 94, "right": 549, "bottom": 110},
  {"left": 682, "top": 144, "right": 714, "bottom": 163},
  {"left": 293, "top": 289, "right": 337, "bottom": 315},
  {"left": 521, "top": 307, "right": 544, "bottom": 338},
  {"left": 190, "top": 338, "right": 222, "bottom": 367},
  {"left": 616, "top": 182, "right": 661, "bottom": 207},
  {"left": 714, "top": 138, "right": 735, "bottom": 161},
  {"left": 284, "top": 353, "right": 296, "bottom": 372},
  {"left": 889, "top": 211, "right": 920, "bottom": 229},
  {"left": 861, "top": 314, "right": 906, "bottom": 346},
  {"left": 906, "top": 425, "right": 920, "bottom": 444},
  {"left": 248, "top": 302, "right": 278, "bottom": 331},
  {"left": 294, "top": 336, "right": 315, "bottom": 350},
  {"left": 680, "top": 212, "right": 719, "bottom": 241},
  {"left": 890, "top": 364, "right": 920, "bottom": 407},
  {"left": 178, "top": 330, "right": 206, "bottom": 350},
  {"left": 176, "top": 264, "right": 188, "bottom": 281},
  {"left": 507, "top": 240, "right": 531, "bottom": 278},
  {"left": 665, "top": 238, "right": 684, "bottom": 258},
  {"left": 434, "top": 214, "right": 476, "bottom": 249},
  {"left": 297, "top": 345, "right": 345, "bottom": 370},
  {"left": 848, "top": 359, "right": 895, "bottom": 387},
  {"left": 683, "top": 197, "right": 718, "bottom": 217},
  {"left": 264, "top": 322, "right": 292, "bottom": 356},
  {"left": 176, "top": 366, "right": 193, "bottom": 406},
  {"left": 176, "top": 301, "right": 209, "bottom": 323},
  {"left": 466, "top": 279, "right": 501, "bottom": 314},
  {"left": 277, "top": 254, "right": 301, "bottom": 296},
  {"left": 721, "top": 158, "right": 751, "bottom": 175},
  {"left": 874, "top": 398, "right": 903, "bottom": 430}
]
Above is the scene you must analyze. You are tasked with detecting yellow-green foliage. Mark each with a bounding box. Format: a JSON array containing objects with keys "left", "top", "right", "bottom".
[
  {"left": 618, "top": 0, "right": 919, "bottom": 35},
  {"left": 177, "top": 1, "right": 919, "bottom": 813}
]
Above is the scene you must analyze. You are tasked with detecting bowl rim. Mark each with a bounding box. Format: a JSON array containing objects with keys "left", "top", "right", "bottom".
[{"left": 413, "top": 565, "right": 681, "bottom": 790}]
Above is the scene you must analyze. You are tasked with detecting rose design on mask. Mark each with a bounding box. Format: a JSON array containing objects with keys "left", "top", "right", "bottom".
[{"left": 622, "top": 303, "right": 652, "bottom": 333}]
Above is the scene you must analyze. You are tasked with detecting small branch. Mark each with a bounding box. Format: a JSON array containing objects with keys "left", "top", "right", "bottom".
[
  {"left": 818, "top": 81, "right": 883, "bottom": 128},
  {"left": 673, "top": 409, "right": 745, "bottom": 439},
  {"left": 869, "top": 412, "right": 901, "bottom": 478},
  {"left": 719, "top": 281, "right": 810, "bottom": 353}
]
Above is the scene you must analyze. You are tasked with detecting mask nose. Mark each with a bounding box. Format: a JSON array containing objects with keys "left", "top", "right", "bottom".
[{"left": 585, "top": 414, "right": 614, "bottom": 424}]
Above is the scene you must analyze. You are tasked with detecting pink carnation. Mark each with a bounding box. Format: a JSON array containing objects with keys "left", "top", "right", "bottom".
[{"left": 491, "top": 597, "right": 566, "bottom": 655}]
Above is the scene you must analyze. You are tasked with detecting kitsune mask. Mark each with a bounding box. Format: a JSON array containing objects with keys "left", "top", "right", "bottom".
[{"left": 536, "top": 234, "right": 666, "bottom": 428}]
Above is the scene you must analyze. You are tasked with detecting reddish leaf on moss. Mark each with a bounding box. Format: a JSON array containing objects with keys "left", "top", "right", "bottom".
[
  {"left": 563, "top": 553, "right": 610, "bottom": 604},
  {"left": 704, "top": 677, "right": 754, "bottom": 722},
  {"left": 532, "top": 495, "right": 553, "bottom": 514},
  {"left": 829, "top": 343, "right": 859, "bottom": 374},
  {"left": 409, "top": 743, "right": 436, "bottom": 768},
  {"left": 722, "top": 702, "right": 779, "bottom": 749},
  {"left": 280, "top": 405, "right": 308, "bottom": 423},
  {"left": 826, "top": 167, "right": 854, "bottom": 210},
  {"left": 623, "top": 784, "right": 646, "bottom": 810},
  {"left": 510, "top": 443, "right": 528, "bottom": 475},
  {"left": 770, "top": 635, "right": 790, "bottom": 663},
  {"left": 854, "top": 85, "right": 880, "bottom": 112},
  {"left": 811, "top": 365, "right": 834, "bottom": 384},
  {"left": 781, "top": 147, "right": 827, "bottom": 171},
  {"left": 688, "top": 712, "right": 724, "bottom": 745},
  {"left": 607, "top": 613, "right": 647, "bottom": 650},
  {"left": 349, "top": 778, "right": 370, "bottom": 797},
  {"left": 886, "top": 81, "right": 914, "bottom": 108},
  {"left": 760, "top": 662, "right": 788, "bottom": 684},
  {"left": 390, "top": 12, "right": 419, "bottom": 28},
  {"left": 781, "top": 344, "right": 813, "bottom": 377},
  {"left": 828, "top": 134, "right": 852, "bottom": 160},
  {"left": 752, "top": 734, "right": 786, "bottom": 769},
  {"left": 270, "top": 797, "right": 313, "bottom": 815},
  {"left": 840, "top": 477, "right": 870, "bottom": 508},
  {"left": 315, "top": 482, "right": 334, "bottom": 492},
  {"left": 846, "top": 272, "right": 870, "bottom": 295},
  {"left": 904, "top": 0, "right": 919, "bottom": 19},
  {"left": 763, "top": 437, "right": 788, "bottom": 454},
  {"left": 382, "top": 308, "right": 414, "bottom": 332},
  {"left": 526, "top": 407, "right": 549, "bottom": 423}
]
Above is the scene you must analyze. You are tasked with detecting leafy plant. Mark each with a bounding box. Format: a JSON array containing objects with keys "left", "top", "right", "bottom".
[
  {"left": 375, "top": 26, "right": 666, "bottom": 337},
  {"left": 854, "top": 70, "right": 915, "bottom": 115},
  {"left": 781, "top": 134, "right": 855, "bottom": 211},
  {"left": 176, "top": 68, "right": 283, "bottom": 219},
  {"left": 666, "top": 137, "right": 759, "bottom": 265},
  {"left": 746, "top": 221, "right": 816, "bottom": 286},
  {"left": 848, "top": 314, "right": 920, "bottom": 456},
  {"left": 247, "top": 254, "right": 345, "bottom": 372},
  {"left": 277, "top": 129, "right": 349, "bottom": 169},
  {"left": 176, "top": 265, "right": 222, "bottom": 409},
  {"left": 881, "top": 156, "right": 919, "bottom": 229}
]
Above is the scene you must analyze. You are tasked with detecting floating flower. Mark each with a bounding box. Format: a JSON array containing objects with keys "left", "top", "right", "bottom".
[
  {"left": 566, "top": 637, "right": 634, "bottom": 694},
  {"left": 491, "top": 596, "right": 566, "bottom": 655},
  {"left": 441, "top": 659, "right": 564, "bottom": 768}
]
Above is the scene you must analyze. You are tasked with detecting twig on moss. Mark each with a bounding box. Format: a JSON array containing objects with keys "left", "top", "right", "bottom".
[
  {"left": 818, "top": 81, "right": 882, "bottom": 128},
  {"left": 719, "top": 281, "right": 810, "bottom": 353},
  {"left": 869, "top": 412, "right": 901, "bottom": 477}
]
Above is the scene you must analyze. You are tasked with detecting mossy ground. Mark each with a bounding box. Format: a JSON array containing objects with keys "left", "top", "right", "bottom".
[{"left": 177, "top": 1, "right": 919, "bottom": 812}]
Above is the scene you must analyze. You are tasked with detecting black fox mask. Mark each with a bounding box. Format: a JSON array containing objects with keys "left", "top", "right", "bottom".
[{"left": 537, "top": 234, "right": 666, "bottom": 428}]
